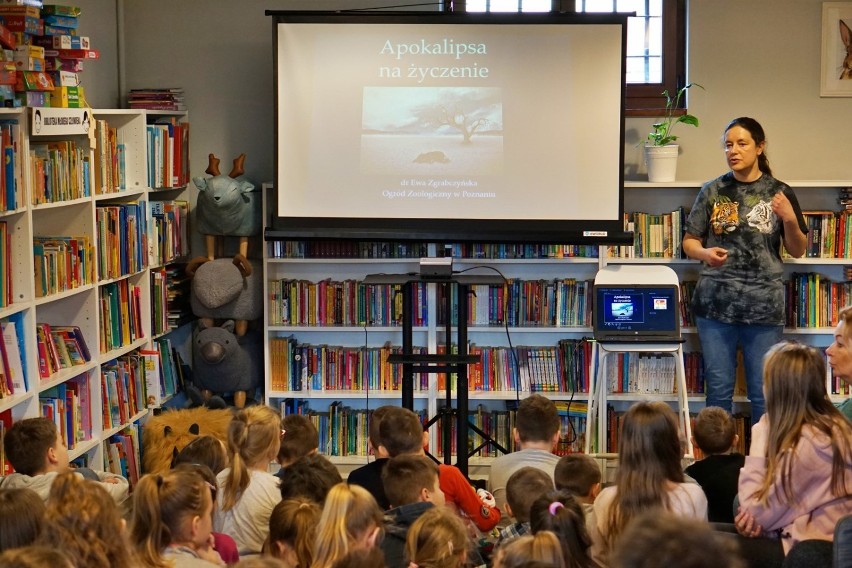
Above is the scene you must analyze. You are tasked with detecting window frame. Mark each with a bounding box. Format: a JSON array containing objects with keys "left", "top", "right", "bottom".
[{"left": 448, "top": 0, "right": 686, "bottom": 116}]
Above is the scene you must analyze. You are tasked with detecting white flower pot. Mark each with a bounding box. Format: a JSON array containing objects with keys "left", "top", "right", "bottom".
[{"left": 645, "top": 144, "right": 679, "bottom": 183}]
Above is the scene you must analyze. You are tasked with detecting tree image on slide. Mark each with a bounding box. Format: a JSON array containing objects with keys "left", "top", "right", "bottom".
[{"left": 414, "top": 90, "right": 500, "bottom": 144}]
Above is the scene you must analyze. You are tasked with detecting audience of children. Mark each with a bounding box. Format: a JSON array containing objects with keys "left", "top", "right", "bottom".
[
  {"left": 313, "top": 483, "right": 384, "bottom": 568},
  {"left": 496, "top": 466, "right": 554, "bottom": 547},
  {"left": 0, "top": 417, "right": 129, "bottom": 504},
  {"left": 380, "top": 454, "right": 445, "bottom": 567},
  {"left": 492, "top": 532, "right": 566, "bottom": 568},
  {"left": 683, "top": 406, "right": 744, "bottom": 524},
  {"left": 275, "top": 414, "right": 319, "bottom": 474},
  {"left": 405, "top": 505, "right": 471, "bottom": 568},
  {"left": 609, "top": 511, "right": 745, "bottom": 568},
  {"left": 130, "top": 467, "right": 225, "bottom": 567},
  {"left": 529, "top": 491, "right": 597, "bottom": 568},
  {"left": 377, "top": 406, "right": 501, "bottom": 533},
  {"left": 553, "top": 454, "right": 601, "bottom": 517},
  {"left": 0, "top": 545, "right": 75, "bottom": 568},
  {"left": 173, "top": 434, "right": 231, "bottom": 475},
  {"left": 216, "top": 405, "right": 283, "bottom": 556},
  {"left": 736, "top": 341, "right": 852, "bottom": 558},
  {"left": 39, "top": 470, "right": 136, "bottom": 568},
  {"left": 279, "top": 453, "right": 343, "bottom": 504},
  {"left": 0, "top": 487, "right": 45, "bottom": 553},
  {"left": 587, "top": 401, "right": 707, "bottom": 566},
  {"left": 487, "top": 395, "right": 561, "bottom": 523},
  {"left": 347, "top": 405, "right": 393, "bottom": 510},
  {"left": 265, "top": 497, "right": 321, "bottom": 568}
]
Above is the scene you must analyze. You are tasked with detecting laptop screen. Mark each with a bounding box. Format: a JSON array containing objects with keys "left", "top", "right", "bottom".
[{"left": 593, "top": 284, "right": 680, "bottom": 339}]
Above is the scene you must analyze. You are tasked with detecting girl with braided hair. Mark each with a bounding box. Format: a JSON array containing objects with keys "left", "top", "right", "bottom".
[{"left": 215, "top": 405, "right": 283, "bottom": 556}]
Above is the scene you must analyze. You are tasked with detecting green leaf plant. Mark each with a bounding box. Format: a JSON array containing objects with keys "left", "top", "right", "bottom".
[{"left": 646, "top": 82, "right": 704, "bottom": 147}]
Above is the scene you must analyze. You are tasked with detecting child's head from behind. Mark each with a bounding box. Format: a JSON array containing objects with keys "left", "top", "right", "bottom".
[
  {"left": 172, "top": 434, "right": 229, "bottom": 474},
  {"left": 514, "top": 395, "right": 560, "bottom": 446},
  {"left": 0, "top": 545, "right": 74, "bottom": 568},
  {"left": 692, "top": 407, "right": 737, "bottom": 456},
  {"left": 314, "top": 483, "right": 384, "bottom": 568},
  {"left": 4, "top": 418, "right": 66, "bottom": 476},
  {"left": 0, "top": 488, "right": 46, "bottom": 552},
  {"left": 222, "top": 405, "right": 282, "bottom": 511},
  {"left": 41, "top": 471, "right": 132, "bottom": 568},
  {"left": 405, "top": 506, "right": 469, "bottom": 568},
  {"left": 554, "top": 454, "right": 601, "bottom": 502},
  {"left": 493, "top": 532, "right": 566, "bottom": 568},
  {"left": 763, "top": 341, "right": 836, "bottom": 422},
  {"left": 131, "top": 468, "right": 214, "bottom": 563},
  {"left": 368, "top": 406, "right": 393, "bottom": 458},
  {"left": 277, "top": 414, "right": 319, "bottom": 467},
  {"left": 617, "top": 402, "right": 683, "bottom": 483},
  {"left": 279, "top": 453, "right": 343, "bottom": 505},
  {"left": 377, "top": 406, "right": 425, "bottom": 457},
  {"left": 268, "top": 497, "right": 322, "bottom": 568},
  {"left": 382, "top": 454, "right": 443, "bottom": 508},
  {"left": 610, "top": 510, "right": 745, "bottom": 568},
  {"left": 529, "top": 491, "right": 593, "bottom": 568},
  {"left": 505, "top": 467, "right": 554, "bottom": 523}
]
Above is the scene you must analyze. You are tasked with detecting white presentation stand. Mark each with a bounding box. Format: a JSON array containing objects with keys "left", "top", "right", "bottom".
[{"left": 584, "top": 264, "right": 693, "bottom": 459}]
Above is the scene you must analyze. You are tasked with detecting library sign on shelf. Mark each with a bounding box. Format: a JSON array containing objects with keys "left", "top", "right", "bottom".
[{"left": 30, "top": 107, "right": 92, "bottom": 136}]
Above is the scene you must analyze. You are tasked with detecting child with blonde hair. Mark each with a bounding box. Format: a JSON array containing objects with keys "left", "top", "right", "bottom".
[
  {"left": 216, "top": 405, "right": 283, "bottom": 556},
  {"left": 492, "top": 532, "right": 566, "bottom": 568},
  {"left": 0, "top": 545, "right": 75, "bottom": 568},
  {"left": 266, "top": 497, "right": 321, "bottom": 568},
  {"left": 313, "top": 483, "right": 384, "bottom": 568},
  {"left": 405, "top": 506, "right": 470, "bottom": 568},
  {"left": 131, "top": 468, "right": 224, "bottom": 567}
]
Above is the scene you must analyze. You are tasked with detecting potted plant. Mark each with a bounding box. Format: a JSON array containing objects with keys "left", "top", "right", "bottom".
[{"left": 644, "top": 82, "right": 703, "bottom": 182}]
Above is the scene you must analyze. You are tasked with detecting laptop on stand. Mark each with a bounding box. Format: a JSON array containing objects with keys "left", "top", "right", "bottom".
[{"left": 593, "top": 283, "right": 684, "bottom": 344}]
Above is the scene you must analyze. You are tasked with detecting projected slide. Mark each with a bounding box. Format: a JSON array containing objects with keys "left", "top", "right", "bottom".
[
  {"left": 276, "top": 19, "right": 624, "bottom": 223},
  {"left": 360, "top": 87, "right": 504, "bottom": 176}
]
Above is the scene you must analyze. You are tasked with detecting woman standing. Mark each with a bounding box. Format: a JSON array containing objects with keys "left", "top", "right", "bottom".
[{"left": 682, "top": 117, "right": 808, "bottom": 422}]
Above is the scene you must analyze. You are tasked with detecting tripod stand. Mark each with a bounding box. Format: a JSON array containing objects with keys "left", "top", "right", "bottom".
[{"left": 364, "top": 272, "right": 507, "bottom": 475}]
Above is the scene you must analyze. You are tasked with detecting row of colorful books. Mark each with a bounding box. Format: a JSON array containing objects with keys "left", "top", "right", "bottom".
[
  {"left": 103, "top": 424, "right": 141, "bottom": 488},
  {"left": 268, "top": 240, "right": 431, "bottom": 259},
  {"left": 606, "top": 207, "right": 687, "bottom": 259},
  {"left": 150, "top": 264, "right": 191, "bottom": 337},
  {"left": 782, "top": 208, "right": 852, "bottom": 259},
  {"left": 129, "top": 88, "right": 185, "bottom": 111},
  {"left": 784, "top": 273, "right": 852, "bottom": 328},
  {"left": 443, "top": 243, "right": 600, "bottom": 259},
  {"left": 98, "top": 279, "right": 143, "bottom": 354},
  {"left": 0, "top": 119, "right": 21, "bottom": 211},
  {"left": 92, "top": 119, "right": 124, "bottom": 194},
  {"left": 141, "top": 338, "right": 186, "bottom": 407},
  {"left": 32, "top": 234, "right": 93, "bottom": 297},
  {"left": 267, "top": 279, "right": 427, "bottom": 327},
  {"left": 147, "top": 117, "right": 190, "bottom": 189},
  {"left": 101, "top": 354, "right": 147, "bottom": 430},
  {"left": 268, "top": 337, "right": 431, "bottom": 393},
  {"left": 148, "top": 200, "right": 189, "bottom": 267},
  {"left": 95, "top": 202, "right": 147, "bottom": 280},
  {"left": 35, "top": 322, "right": 89, "bottom": 379},
  {"left": 39, "top": 372, "right": 88, "bottom": 449},
  {"left": 0, "top": 315, "right": 26, "bottom": 398},
  {"left": 29, "top": 139, "right": 90, "bottom": 204},
  {"left": 604, "top": 351, "right": 705, "bottom": 395},
  {"left": 436, "top": 279, "right": 592, "bottom": 328}
]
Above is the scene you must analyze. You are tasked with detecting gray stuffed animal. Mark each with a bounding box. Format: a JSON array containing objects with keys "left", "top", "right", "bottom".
[{"left": 192, "top": 320, "right": 261, "bottom": 408}]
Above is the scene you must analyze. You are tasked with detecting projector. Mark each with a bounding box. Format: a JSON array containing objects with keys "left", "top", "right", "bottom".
[{"left": 419, "top": 257, "right": 453, "bottom": 278}]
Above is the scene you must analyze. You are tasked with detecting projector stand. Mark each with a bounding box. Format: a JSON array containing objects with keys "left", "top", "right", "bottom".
[{"left": 364, "top": 267, "right": 506, "bottom": 476}]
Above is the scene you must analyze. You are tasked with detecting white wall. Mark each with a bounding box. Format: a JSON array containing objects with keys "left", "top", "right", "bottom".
[{"left": 109, "top": 0, "right": 850, "bottom": 187}]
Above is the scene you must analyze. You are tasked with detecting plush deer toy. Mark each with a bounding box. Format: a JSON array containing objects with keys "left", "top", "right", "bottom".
[{"left": 188, "top": 154, "right": 260, "bottom": 277}]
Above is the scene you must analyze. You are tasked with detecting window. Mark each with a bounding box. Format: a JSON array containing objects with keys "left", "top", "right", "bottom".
[{"left": 460, "top": 0, "right": 686, "bottom": 115}]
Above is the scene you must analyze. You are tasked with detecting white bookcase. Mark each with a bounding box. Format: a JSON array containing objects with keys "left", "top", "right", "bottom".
[
  {"left": 0, "top": 107, "right": 191, "bottom": 480},
  {"left": 262, "top": 179, "right": 852, "bottom": 477}
]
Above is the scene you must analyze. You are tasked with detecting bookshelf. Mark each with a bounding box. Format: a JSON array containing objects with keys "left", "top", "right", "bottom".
[
  {"left": 262, "top": 180, "right": 852, "bottom": 477},
  {"left": 0, "top": 107, "right": 192, "bottom": 483}
]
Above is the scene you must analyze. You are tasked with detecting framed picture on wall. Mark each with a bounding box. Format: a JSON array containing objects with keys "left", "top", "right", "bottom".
[{"left": 820, "top": 2, "right": 852, "bottom": 96}]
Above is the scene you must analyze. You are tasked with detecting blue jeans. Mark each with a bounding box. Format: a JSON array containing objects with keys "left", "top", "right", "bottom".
[{"left": 695, "top": 316, "right": 783, "bottom": 423}]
